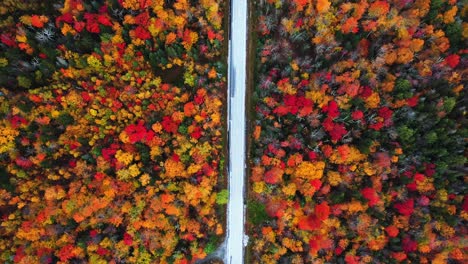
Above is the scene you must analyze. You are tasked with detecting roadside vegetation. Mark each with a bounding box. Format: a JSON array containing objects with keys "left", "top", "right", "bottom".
[
  {"left": 247, "top": 0, "right": 466, "bottom": 263},
  {"left": 0, "top": 0, "right": 228, "bottom": 263}
]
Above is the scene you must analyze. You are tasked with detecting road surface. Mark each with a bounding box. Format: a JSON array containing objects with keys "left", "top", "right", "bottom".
[{"left": 226, "top": 0, "right": 248, "bottom": 263}]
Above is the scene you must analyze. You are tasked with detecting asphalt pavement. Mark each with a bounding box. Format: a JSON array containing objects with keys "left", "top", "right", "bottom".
[{"left": 225, "top": 0, "right": 248, "bottom": 263}]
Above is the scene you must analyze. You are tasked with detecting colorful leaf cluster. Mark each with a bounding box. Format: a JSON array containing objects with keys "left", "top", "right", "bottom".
[
  {"left": 0, "top": 0, "right": 227, "bottom": 263},
  {"left": 248, "top": 0, "right": 466, "bottom": 263}
]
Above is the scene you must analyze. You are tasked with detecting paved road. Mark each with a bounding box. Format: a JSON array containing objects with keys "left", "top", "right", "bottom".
[{"left": 226, "top": 0, "right": 248, "bottom": 263}]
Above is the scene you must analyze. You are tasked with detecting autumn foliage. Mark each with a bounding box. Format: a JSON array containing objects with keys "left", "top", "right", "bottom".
[
  {"left": 0, "top": 0, "right": 227, "bottom": 262},
  {"left": 248, "top": 0, "right": 467, "bottom": 263}
]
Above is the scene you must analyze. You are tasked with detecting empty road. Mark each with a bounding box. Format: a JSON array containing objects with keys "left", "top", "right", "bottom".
[{"left": 226, "top": 0, "right": 248, "bottom": 263}]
